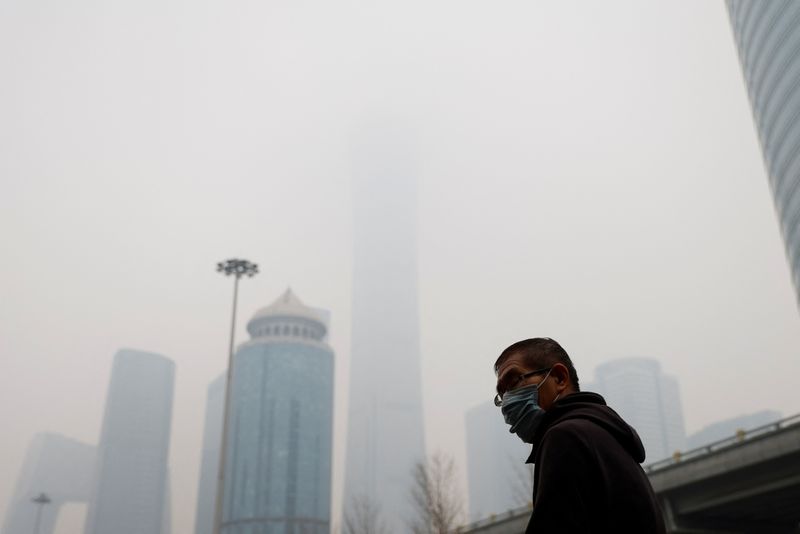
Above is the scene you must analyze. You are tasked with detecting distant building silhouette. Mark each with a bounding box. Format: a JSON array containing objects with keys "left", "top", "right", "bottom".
[
  {"left": 344, "top": 126, "right": 426, "bottom": 531},
  {"left": 84, "top": 349, "right": 175, "bottom": 534},
  {"left": 194, "top": 374, "right": 224, "bottom": 534},
  {"left": 727, "top": 1, "right": 800, "bottom": 306},
  {"left": 219, "top": 289, "right": 334, "bottom": 533},
  {"left": 588, "top": 358, "right": 686, "bottom": 463},
  {"left": 464, "top": 401, "right": 530, "bottom": 521},
  {"left": 2, "top": 433, "right": 95, "bottom": 534},
  {"left": 686, "top": 409, "right": 783, "bottom": 450}
]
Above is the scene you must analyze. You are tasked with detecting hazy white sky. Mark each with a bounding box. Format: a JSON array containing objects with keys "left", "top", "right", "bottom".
[{"left": 2, "top": 1, "right": 799, "bottom": 532}]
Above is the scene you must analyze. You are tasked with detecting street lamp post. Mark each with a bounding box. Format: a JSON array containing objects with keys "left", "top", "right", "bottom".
[
  {"left": 212, "top": 258, "right": 258, "bottom": 534},
  {"left": 31, "top": 493, "right": 50, "bottom": 534}
]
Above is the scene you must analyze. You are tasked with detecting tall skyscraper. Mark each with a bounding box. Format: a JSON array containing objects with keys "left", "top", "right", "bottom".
[
  {"left": 84, "top": 349, "right": 175, "bottom": 534},
  {"left": 464, "top": 401, "right": 530, "bottom": 522},
  {"left": 344, "top": 127, "right": 426, "bottom": 531},
  {"left": 219, "top": 289, "right": 334, "bottom": 534},
  {"left": 727, "top": 1, "right": 800, "bottom": 306},
  {"left": 194, "top": 374, "right": 224, "bottom": 534},
  {"left": 589, "top": 358, "right": 686, "bottom": 463},
  {"left": 2, "top": 433, "right": 95, "bottom": 534}
]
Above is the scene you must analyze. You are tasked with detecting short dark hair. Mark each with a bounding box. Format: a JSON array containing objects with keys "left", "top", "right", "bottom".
[{"left": 494, "top": 338, "right": 580, "bottom": 391}]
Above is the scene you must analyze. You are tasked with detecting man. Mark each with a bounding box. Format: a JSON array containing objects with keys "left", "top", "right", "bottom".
[{"left": 494, "top": 338, "right": 665, "bottom": 533}]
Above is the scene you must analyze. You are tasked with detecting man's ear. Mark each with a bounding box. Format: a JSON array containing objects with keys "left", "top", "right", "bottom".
[{"left": 551, "top": 363, "right": 570, "bottom": 389}]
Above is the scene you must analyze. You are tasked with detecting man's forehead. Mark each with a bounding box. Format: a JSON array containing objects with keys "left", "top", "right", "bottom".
[{"left": 496, "top": 352, "right": 530, "bottom": 380}]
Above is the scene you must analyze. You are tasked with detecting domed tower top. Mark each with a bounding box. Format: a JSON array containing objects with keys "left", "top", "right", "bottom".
[{"left": 246, "top": 288, "right": 329, "bottom": 342}]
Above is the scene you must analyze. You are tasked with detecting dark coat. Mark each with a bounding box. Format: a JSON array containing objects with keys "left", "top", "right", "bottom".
[{"left": 525, "top": 392, "right": 666, "bottom": 533}]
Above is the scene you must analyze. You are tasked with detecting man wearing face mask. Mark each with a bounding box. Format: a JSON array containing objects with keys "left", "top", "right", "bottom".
[{"left": 494, "top": 338, "right": 665, "bottom": 533}]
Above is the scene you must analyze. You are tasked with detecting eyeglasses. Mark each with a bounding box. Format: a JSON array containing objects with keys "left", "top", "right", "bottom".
[{"left": 494, "top": 367, "right": 552, "bottom": 407}]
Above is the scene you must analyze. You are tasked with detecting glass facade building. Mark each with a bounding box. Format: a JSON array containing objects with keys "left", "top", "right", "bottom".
[
  {"left": 727, "top": 1, "right": 800, "bottom": 305},
  {"left": 220, "top": 289, "right": 334, "bottom": 534}
]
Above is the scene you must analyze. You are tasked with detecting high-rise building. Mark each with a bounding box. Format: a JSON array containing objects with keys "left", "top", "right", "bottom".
[
  {"left": 344, "top": 127, "right": 426, "bottom": 531},
  {"left": 727, "top": 1, "right": 800, "bottom": 305},
  {"left": 464, "top": 401, "right": 531, "bottom": 522},
  {"left": 2, "top": 433, "right": 95, "bottom": 534},
  {"left": 686, "top": 409, "right": 782, "bottom": 450},
  {"left": 193, "top": 374, "right": 225, "bottom": 534},
  {"left": 219, "top": 289, "right": 334, "bottom": 534},
  {"left": 84, "top": 349, "right": 175, "bottom": 534},
  {"left": 589, "top": 358, "right": 686, "bottom": 463}
]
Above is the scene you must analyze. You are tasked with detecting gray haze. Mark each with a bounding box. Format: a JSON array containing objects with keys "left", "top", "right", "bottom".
[{"left": 2, "top": 1, "right": 799, "bottom": 532}]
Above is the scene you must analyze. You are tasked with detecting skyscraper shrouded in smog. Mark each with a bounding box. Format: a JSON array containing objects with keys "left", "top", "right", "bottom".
[
  {"left": 686, "top": 409, "right": 782, "bottom": 450},
  {"left": 84, "top": 349, "right": 175, "bottom": 534},
  {"left": 464, "top": 401, "right": 531, "bottom": 521},
  {"left": 194, "top": 374, "right": 225, "bottom": 534},
  {"left": 588, "top": 358, "right": 686, "bottom": 463},
  {"left": 727, "top": 0, "right": 800, "bottom": 306},
  {"left": 2, "top": 433, "right": 95, "bottom": 534},
  {"left": 217, "top": 289, "right": 334, "bottom": 534},
  {"left": 343, "top": 125, "right": 426, "bottom": 531}
]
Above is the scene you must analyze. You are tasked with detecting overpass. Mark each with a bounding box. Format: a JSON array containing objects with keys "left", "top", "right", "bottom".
[
  {"left": 647, "top": 414, "right": 800, "bottom": 533},
  {"left": 459, "top": 414, "right": 800, "bottom": 533}
]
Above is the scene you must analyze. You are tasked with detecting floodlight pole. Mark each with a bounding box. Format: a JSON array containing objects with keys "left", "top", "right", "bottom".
[
  {"left": 31, "top": 493, "right": 50, "bottom": 534},
  {"left": 212, "top": 259, "right": 258, "bottom": 534}
]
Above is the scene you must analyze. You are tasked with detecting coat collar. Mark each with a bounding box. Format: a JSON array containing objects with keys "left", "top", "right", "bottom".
[{"left": 525, "top": 391, "right": 606, "bottom": 463}]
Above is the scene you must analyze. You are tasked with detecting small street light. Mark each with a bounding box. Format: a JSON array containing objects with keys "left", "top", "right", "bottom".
[
  {"left": 212, "top": 259, "right": 258, "bottom": 534},
  {"left": 31, "top": 493, "right": 50, "bottom": 534}
]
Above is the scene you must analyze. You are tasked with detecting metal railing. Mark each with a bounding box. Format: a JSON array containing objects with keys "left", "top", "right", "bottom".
[
  {"left": 644, "top": 412, "right": 800, "bottom": 473},
  {"left": 457, "top": 413, "right": 800, "bottom": 531},
  {"left": 454, "top": 503, "right": 532, "bottom": 532}
]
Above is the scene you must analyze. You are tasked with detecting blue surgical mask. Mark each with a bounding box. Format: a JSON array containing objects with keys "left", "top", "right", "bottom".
[{"left": 500, "top": 371, "right": 555, "bottom": 444}]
